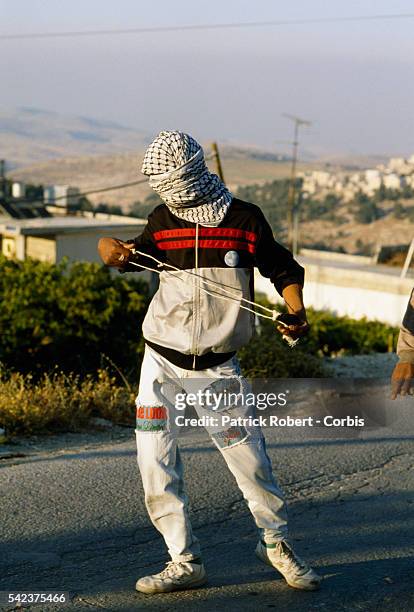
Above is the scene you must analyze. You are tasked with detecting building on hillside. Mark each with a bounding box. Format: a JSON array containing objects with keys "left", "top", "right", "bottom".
[
  {"left": 388, "top": 157, "right": 407, "bottom": 173},
  {"left": 333, "top": 179, "right": 345, "bottom": 194},
  {"left": 364, "top": 169, "right": 382, "bottom": 195},
  {"left": 383, "top": 173, "right": 405, "bottom": 190},
  {"left": 11, "top": 182, "right": 25, "bottom": 198},
  {"left": 300, "top": 170, "right": 336, "bottom": 195},
  {"left": 43, "top": 185, "right": 81, "bottom": 210},
  {"left": 406, "top": 174, "right": 414, "bottom": 188}
]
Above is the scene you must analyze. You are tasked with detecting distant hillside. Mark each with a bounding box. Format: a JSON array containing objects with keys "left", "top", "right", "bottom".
[
  {"left": 0, "top": 107, "right": 151, "bottom": 167},
  {"left": 3, "top": 107, "right": 389, "bottom": 210},
  {"left": 11, "top": 150, "right": 317, "bottom": 208}
]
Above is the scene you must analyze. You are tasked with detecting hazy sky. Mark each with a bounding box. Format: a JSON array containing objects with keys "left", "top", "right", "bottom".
[{"left": 1, "top": 0, "right": 414, "bottom": 156}]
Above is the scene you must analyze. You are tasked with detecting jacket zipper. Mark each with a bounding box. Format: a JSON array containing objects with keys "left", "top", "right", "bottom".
[{"left": 192, "top": 223, "right": 199, "bottom": 369}]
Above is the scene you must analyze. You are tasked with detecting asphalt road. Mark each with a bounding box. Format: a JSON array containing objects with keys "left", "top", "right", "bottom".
[{"left": 0, "top": 387, "right": 413, "bottom": 612}]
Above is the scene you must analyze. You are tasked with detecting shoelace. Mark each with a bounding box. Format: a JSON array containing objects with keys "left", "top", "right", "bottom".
[
  {"left": 158, "top": 561, "right": 189, "bottom": 579},
  {"left": 275, "top": 542, "right": 307, "bottom": 575}
]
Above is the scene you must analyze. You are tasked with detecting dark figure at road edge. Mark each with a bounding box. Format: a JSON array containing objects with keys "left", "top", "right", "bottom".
[
  {"left": 98, "top": 131, "right": 321, "bottom": 594},
  {"left": 391, "top": 288, "right": 414, "bottom": 398}
]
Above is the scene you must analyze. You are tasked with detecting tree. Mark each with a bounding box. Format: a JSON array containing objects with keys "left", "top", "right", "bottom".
[
  {"left": 353, "top": 192, "right": 381, "bottom": 224},
  {"left": 77, "top": 196, "right": 94, "bottom": 212},
  {"left": 402, "top": 184, "right": 414, "bottom": 199},
  {"left": 374, "top": 182, "right": 387, "bottom": 202},
  {"left": 393, "top": 203, "right": 406, "bottom": 218},
  {"left": 95, "top": 203, "right": 123, "bottom": 215}
]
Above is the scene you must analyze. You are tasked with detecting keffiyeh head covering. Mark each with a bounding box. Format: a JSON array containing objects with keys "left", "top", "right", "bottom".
[{"left": 141, "top": 131, "right": 232, "bottom": 226}]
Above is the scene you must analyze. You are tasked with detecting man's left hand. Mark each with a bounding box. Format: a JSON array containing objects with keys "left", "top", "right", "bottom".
[
  {"left": 276, "top": 314, "right": 310, "bottom": 340},
  {"left": 391, "top": 361, "right": 414, "bottom": 399}
]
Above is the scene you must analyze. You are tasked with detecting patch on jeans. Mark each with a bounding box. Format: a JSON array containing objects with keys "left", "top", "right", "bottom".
[
  {"left": 136, "top": 406, "right": 167, "bottom": 431},
  {"left": 203, "top": 377, "right": 243, "bottom": 412},
  {"left": 212, "top": 425, "right": 248, "bottom": 448}
]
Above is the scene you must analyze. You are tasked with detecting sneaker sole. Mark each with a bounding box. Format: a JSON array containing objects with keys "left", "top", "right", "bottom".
[
  {"left": 136, "top": 575, "right": 208, "bottom": 595},
  {"left": 255, "top": 547, "right": 321, "bottom": 591}
]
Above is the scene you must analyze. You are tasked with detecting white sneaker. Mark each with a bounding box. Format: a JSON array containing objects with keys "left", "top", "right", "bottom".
[
  {"left": 256, "top": 540, "right": 321, "bottom": 591},
  {"left": 136, "top": 560, "right": 207, "bottom": 594}
]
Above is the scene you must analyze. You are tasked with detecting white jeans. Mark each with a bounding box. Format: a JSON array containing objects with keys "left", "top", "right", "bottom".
[{"left": 135, "top": 344, "right": 288, "bottom": 562}]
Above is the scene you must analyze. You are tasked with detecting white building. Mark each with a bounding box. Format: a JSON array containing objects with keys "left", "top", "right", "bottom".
[
  {"left": 11, "top": 182, "right": 26, "bottom": 198},
  {"left": 301, "top": 153, "right": 414, "bottom": 202},
  {"left": 364, "top": 169, "right": 382, "bottom": 194},
  {"left": 43, "top": 185, "right": 81, "bottom": 208},
  {"left": 383, "top": 173, "right": 404, "bottom": 190},
  {"left": 301, "top": 170, "right": 337, "bottom": 195},
  {"left": 312, "top": 171, "right": 334, "bottom": 188},
  {"left": 406, "top": 175, "right": 414, "bottom": 188},
  {"left": 388, "top": 157, "right": 406, "bottom": 173},
  {"left": 0, "top": 216, "right": 146, "bottom": 264}
]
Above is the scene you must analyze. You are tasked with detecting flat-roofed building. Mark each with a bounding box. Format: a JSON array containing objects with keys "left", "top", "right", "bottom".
[{"left": 0, "top": 215, "right": 146, "bottom": 264}]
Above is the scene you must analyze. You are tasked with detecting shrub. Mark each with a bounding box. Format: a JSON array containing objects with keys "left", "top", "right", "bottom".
[
  {"left": 353, "top": 194, "right": 381, "bottom": 224},
  {"left": 249, "top": 299, "right": 398, "bottom": 360},
  {"left": 0, "top": 256, "right": 149, "bottom": 378},
  {"left": 304, "top": 308, "right": 398, "bottom": 356},
  {"left": 239, "top": 318, "right": 327, "bottom": 378},
  {"left": 0, "top": 369, "right": 135, "bottom": 435}
]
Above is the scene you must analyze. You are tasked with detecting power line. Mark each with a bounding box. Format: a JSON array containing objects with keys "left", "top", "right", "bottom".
[
  {"left": 7, "top": 148, "right": 219, "bottom": 206},
  {"left": 9, "top": 178, "right": 148, "bottom": 206},
  {"left": 56, "top": 177, "right": 148, "bottom": 199},
  {"left": 7, "top": 150, "right": 218, "bottom": 206},
  {"left": 1, "top": 13, "right": 414, "bottom": 41}
]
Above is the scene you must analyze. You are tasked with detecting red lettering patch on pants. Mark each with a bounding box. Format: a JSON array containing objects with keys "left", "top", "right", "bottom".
[
  {"left": 136, "top": 406, "right": 168, "bottom": 432},
  {"left": 212, "top": 426, "right": 248, "bottom": 448}
]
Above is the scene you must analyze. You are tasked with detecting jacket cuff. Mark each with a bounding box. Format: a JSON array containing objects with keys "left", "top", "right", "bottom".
[
  {"left": 274, "top": 276, "right": 304, "bottom": 296},
  {"left": 398, "top": 350, "right": 414, "bottom": 364}
]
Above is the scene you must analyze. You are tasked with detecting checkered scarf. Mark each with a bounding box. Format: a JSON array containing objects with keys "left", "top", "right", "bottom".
[{"left": 141, "top": 131, "right": 232, "bottom": 226}]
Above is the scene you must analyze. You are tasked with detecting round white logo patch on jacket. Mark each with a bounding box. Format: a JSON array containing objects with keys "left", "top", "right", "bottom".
[{"left": 224, "top": 250, "right": 239, "bottom": 267}]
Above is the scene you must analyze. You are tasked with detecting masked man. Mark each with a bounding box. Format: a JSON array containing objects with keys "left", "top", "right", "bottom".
[
  {"left": 391, "top": 289, "right": 414, "bottom": 398},
  {"left": 98, "top": 131, "right": 321, "bottom": 594}
]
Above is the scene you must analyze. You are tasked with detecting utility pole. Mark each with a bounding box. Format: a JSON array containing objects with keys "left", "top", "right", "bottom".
[
  {"left": 0, "top": 159, "right": 5, "bottom": 199},
  {"left": 211, "top": 142, "right": 225, "bottom": 183},
  {"left": 282, "top": 114, "right": 311, "bottom": 252}
]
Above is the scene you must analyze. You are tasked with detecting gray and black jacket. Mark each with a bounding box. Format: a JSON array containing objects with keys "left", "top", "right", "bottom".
[{"left": 127, "top": 198, "right": 304, "bottom": 370}]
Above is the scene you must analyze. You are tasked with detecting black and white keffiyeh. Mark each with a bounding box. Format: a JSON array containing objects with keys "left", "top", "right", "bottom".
[{"left": 141, "top": 131, "right": 232, "bottom": 226}]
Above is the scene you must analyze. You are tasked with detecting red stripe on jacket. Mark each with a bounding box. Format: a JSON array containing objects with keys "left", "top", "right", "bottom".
[
  {"left": 153, "top": 227, "right": 257, "bottom": 243},
  {"left": 156, "top": 239, "right": 256, "bottom": 254}
]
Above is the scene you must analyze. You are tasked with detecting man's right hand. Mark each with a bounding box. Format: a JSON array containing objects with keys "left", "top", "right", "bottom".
[
  {"left": 391, "top": 361, "right": 414, "bottom": 399},
  {"left": 97, "top": 237, "right": 134, "bottom": 269}
]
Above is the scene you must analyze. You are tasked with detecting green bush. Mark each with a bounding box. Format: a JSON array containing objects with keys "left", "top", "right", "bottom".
[
  {"left": 0, "top": 256, "right": 149, "bottom": 377},
  {"left": 248, "top": 298, "right": 398, "bottom": 362},
  {"left": 303, "top": 308, "right": 397, "bottom": 356},
  {"left": 353, "top": 194, "right": 381, "bottom": 224},
  {"left": 0, "top": 260, "right": 401, "bottom": 434},
  {"left": 239, "top": 318, "right": 327, "bottom": 378}
]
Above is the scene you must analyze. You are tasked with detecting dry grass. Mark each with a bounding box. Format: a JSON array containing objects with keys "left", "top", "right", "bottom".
[{"left": 0, "top": 369, "right": 136, "bottom": 436}]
